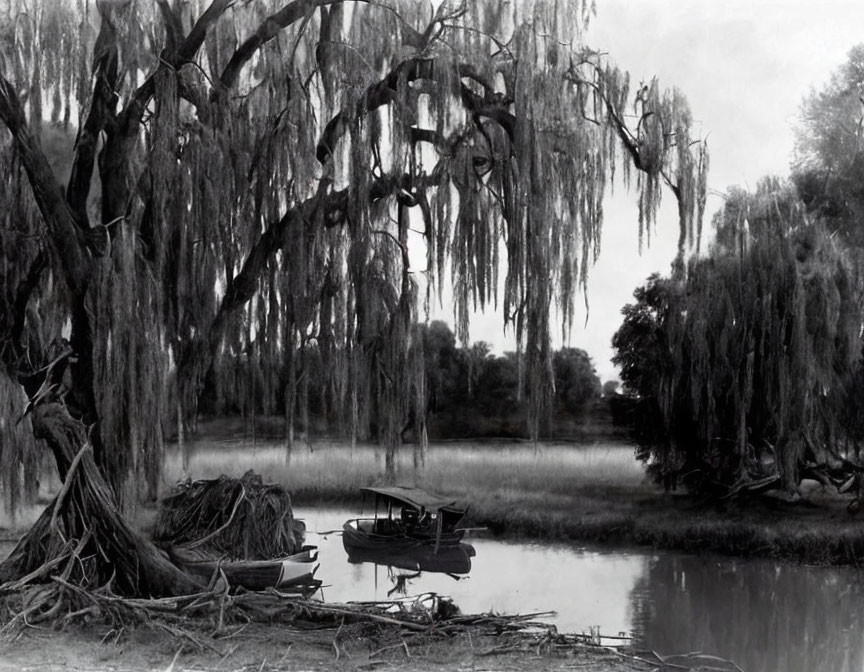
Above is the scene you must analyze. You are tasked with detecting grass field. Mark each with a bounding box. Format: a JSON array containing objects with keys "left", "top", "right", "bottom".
[
  {"left": 6, "top": 418, "right": 864, "bottom": 567},
  {"left": 157, "top": 420, "right": 864, "bottom": 567},
  {"left": 163, "top": 434, "right": 646, "bottom": 500}
]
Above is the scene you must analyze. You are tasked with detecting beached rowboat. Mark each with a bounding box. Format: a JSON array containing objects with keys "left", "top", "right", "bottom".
[{"left": 167, "top": 544, "right": 319, "bottom": 591}]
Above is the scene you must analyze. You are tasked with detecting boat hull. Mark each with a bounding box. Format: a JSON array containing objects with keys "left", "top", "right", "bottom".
[
  {"left": 342, "top": 520, "right": 472, "bottom": 573},
  {"left": 342, "top": 519, "right": 466, "bottom": 552},
  {"left": 169, "top": 545, "right": 319, "bottom": 591}
]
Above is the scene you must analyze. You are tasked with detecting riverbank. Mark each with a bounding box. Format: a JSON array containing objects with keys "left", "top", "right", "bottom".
[
  {"left": 163, "top": 419, "right": 864, "bottom": 567},
  {"left": 463, "top": 484, "right": 864, "bottom": 566},
  {"left": 0, "top": 615, "right": 651, "bottom": 672},
  {"left": 289, "top": 479, "right": 864, "bottom": 566}
]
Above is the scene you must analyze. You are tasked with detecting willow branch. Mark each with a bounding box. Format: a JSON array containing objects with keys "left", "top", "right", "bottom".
[
  {"left": 119, "top": 0, "right": 233, "bottom": 134},
  {"left": 316, "top": 57, "right": 516, "bottom": 164},
  {"left": 10, "top": 250, "right": 46, "bottom": 348},
  {"left": 176, "top": 170, "right": 440, "bottom": 398},
  {"left": 0, "top": 73, "right": 91, "bottom": 297},
  {"left": 371, "top": 228, "right": 406, "bottom": 251},
  {"left": 564, "top": 60, "right": 654, "bottom": 176},
  {"left": 67, "top": 3, "right": 121, "bottom": 227},
  {"left": 220, "top": 0, "right": 369, "bottom": 89},
  {"left": 410, "top": 127, "right": 442, "bottom": 146},
  {"left": 156, "top": 0, "right": 185, "bottom": 58}
]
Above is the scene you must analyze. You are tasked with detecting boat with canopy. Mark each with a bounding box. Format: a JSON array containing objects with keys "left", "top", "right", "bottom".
[{"left": 342, "top": 486, "right": 470, "bottom": 557}]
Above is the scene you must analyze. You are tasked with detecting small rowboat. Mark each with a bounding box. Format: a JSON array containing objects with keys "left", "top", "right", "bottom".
[{"left": 167, "top": 544, "right": 320, "bottom": 592}]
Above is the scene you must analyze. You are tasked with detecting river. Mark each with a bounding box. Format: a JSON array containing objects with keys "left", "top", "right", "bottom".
[
  {"left": 299, "top": 506, "right": 864, "bottom": 672},
  {"left": 2, "top": 507, "right": 859, "bottom": 671}
]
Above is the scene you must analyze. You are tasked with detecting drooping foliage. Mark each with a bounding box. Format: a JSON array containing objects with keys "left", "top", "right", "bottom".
[
  {"left": 614, "top": 185, "right": 861, "bottom": 494},
  {"left": 0, "top": 0, "right": 709, "bottom": 530},
  {"left": 564, "top": 63, "right": 709, "bottom": 268},
  {"left": 711, "top": 177, "right": 808, "bottom": 255},
  {"left": 792, "top": 44, "right": 864, "bottom": 465}
]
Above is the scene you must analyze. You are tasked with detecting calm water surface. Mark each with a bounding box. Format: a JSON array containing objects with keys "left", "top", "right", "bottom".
[{"left": 299, "top": 507, "right": 864, "bottom": 672}]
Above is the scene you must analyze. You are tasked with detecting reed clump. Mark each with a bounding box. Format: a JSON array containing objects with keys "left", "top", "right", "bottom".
[{"left": 152, "top": 470, "right": 305, "bottom": 559}]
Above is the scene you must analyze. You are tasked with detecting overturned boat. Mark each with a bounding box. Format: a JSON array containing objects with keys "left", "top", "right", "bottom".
[{"left": 343, "top": 486, "right": 473, "bottom": 571}]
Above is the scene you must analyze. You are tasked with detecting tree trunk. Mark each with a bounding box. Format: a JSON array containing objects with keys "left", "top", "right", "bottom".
[{"left": 0, "top": 403, "right": 201, "bottom": 597}]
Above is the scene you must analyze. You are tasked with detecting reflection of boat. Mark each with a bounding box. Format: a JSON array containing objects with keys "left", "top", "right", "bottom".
[
  {"left": 345, "top": 541, "right": 476, "bottom": 574},
  {"left": 167, "top": 544, "right": 320, "bottom": 591},
  {"left": 343, "top": 486, "right": 472, "bottom": 569}
]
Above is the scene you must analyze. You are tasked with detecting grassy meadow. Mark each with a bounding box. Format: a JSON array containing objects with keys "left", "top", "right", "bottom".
[
  {"left": 6, "top": 418, "right": 864, "bottom": 568},
  {"left": 159, "top": 420, "right": 864, "bottom": 566},
  {"left": 163, "top": 434, "right": 646, "bottom": 501}
]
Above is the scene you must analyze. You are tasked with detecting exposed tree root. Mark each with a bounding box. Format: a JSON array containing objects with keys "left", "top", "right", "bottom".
[{"left": 0, "top": 403, "right": 202, "bottom": 597}]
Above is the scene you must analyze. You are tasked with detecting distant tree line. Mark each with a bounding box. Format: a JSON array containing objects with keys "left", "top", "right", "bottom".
[
  {"left": 415, "top": 321, "right": 603, "bottom": 439},
  {"left": 198, "top": 320, "right": 603, "bottom": 441}
]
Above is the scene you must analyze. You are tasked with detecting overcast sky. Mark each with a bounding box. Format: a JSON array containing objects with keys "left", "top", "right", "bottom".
[{"left": 458, "top": 0, "right": 864, "bottom": 382}]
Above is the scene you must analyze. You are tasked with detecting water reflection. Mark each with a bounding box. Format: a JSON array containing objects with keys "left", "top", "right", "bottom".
[
  {"left": 300, "top": 508, "right": 864, "bottom": 672},
  {"left": 629, "top": 553, "right": 864, "bottom": 672},
  {"left": 301, "top": 508, "right": 643, "bottom": 634},
  {"left": 344, "top": 542, "right": 475, "bottom": 575}
]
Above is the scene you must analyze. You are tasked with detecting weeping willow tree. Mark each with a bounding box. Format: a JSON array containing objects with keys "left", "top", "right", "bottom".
[
  {"left": 614, "top": 180, "right": 862, "bottom": 497},
  {"left": 0, "top": 0, "right": 708, "bottom": 596}
]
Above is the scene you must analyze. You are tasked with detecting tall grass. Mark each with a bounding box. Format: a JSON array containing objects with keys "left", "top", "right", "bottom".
[
  {"left": 161, "top": 438, "right": 647, "bottom": 503},
  {"left": 7, "top": 433, "right": 864, "bottom": 566}
]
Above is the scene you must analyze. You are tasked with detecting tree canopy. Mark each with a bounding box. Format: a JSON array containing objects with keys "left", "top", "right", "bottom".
[
  {"left": 611, "top": 45, "right": 864, "bottom": 498},
  {"left": 0, "top": 0, "right": 709, "bottom": 496},
  {"left": 614, "top": 186, "right": 861, "bottom": 496},
  {"left": 0, "top": 0, "right": 708, "bottom": 596}
]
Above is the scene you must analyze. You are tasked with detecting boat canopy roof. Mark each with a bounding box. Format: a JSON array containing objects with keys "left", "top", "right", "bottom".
[{"left": 360, "top": 486, "right": 462, "bottom": 512}]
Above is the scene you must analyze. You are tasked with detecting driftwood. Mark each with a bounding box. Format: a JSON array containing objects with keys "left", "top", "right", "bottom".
[
  {"left": 1, "top": 538, "right": 746, "bottom": 672},
  {"left": 4, "top": 571, "right": 739, "bottom": 671}
]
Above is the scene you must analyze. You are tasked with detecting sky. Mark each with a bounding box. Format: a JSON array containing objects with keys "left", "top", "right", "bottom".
[{"left": 452, "top": 0, "right": 864, "bottom": 383}]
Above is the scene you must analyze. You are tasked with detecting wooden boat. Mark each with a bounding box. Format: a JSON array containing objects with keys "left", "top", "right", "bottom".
[
  {"left": 167, "top": 544, "right": 320, "bottom": 592},
  {"left": 342, "top": 486, "right": 469, "bottom": 558}
]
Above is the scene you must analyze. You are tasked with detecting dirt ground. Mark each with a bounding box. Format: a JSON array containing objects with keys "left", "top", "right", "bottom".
[{"left": 0, "top": 622, "right": 641, "bottom": 672}]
